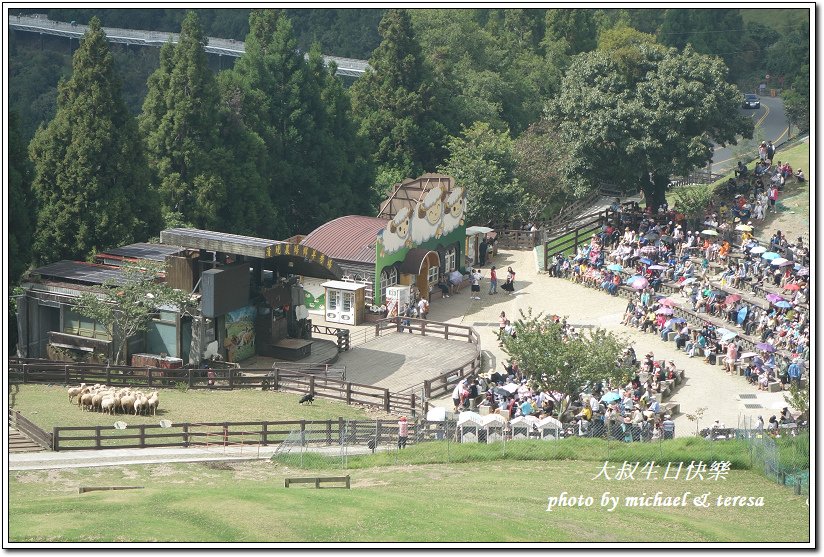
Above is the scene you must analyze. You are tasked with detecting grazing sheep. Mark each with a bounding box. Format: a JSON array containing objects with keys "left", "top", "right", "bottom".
[
  {"left": 134, "top": 394, "right": 148, "bottom": 416},
  {"left": 101, "top": 396, "right": 116, "bottom": 415},
  {"left": 120, "top": 394, "right": 136, "bottom": 415},
  {"left": 146, "top": 392, "right": 159, "bottom": 416},
  {"left": 79, "top": 392, "right": 95, "bottom": 412},
  {"left": 67, "top": 383, "right": 86, "bottom": 403}
]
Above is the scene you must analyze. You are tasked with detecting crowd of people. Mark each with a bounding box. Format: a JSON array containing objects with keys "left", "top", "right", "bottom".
[{"left": 546, "top": 166, "right": 809, "bottom": 394}]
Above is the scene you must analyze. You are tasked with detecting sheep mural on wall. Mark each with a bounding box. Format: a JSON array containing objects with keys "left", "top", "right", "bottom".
[
  {"left": 410, "top": 185, "right": 447, "bottom": 245},
  {"left": 378, "top": 206, "right": 413, "bottom": 256},
  {"left": 441, "top": 186, "right": 466, "bottom": 236}
]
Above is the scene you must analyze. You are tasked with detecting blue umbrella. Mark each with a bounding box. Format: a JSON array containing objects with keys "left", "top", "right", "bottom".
[
  {"left": 626, "top": 274, "right": 643, "bottom": 284},
  {"left": 774, "top": 300, "right": 792, "bottom": 308},
  {"left": 761, "top": 252, "right": 781, "bottom": 260},
  {"left": 721, "top": 331, "right": 738, "bottom": 342},
  {"left": 608, "top": 264, "right": 623, "bottom": 271},
  {"left": 671, "top": 317, "right": 687, "bottom": 324},
  {"left": 737, "top": 306, "right": 749, "bottom": 325},
  {"left": 600, "top": 391, "right": 621, "bottom": 404},
  {"left": 639, "top": 257, "right": 653, "bottom": 265}
]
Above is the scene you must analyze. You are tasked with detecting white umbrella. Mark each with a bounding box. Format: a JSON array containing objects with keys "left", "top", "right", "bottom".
[
  {"left": 749, "top": 246, "right": 767, "bottom": 254},
  {"left": 771, "top": 258, "right": 789, "bottom": 266},
  {"left": 502, "top": 382, "right": 520, "bottom": 394}
]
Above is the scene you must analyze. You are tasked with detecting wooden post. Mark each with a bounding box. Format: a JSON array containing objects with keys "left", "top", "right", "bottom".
[
  {"left": 272, "top": 368, "right": 279, "bottom": 391},
  {"left": 424, "top": 380, "right": 431, "bottom": 399},
  {"left": 106, "top": 365, "right": 111, "bottom": 386},
  {"left": 139, "top": 425, "right": 146, "bottom": 448},
  {"left": 383, "top": 389, "right": 390, "bottom": 412},
  {"left": 421, "top": 321, "right": 426, "bottom": 337},
  {"left": 52, "top": 427, "right": 60, "bottom": 451},
  {"left": 95, "top": 426, "right": 102, "bottom": 448},
  {"left": 183, "top": 424, "right": 190, "bottom": 447},
  {"left": 411, "top": 394, "right": 416, "bottom": 418},
  {"left": 22, "top": 364, "right": 28, "bottom": 384},
  {"left": 309, "top": 376, "right": 315, "bottom": 397},
  {"left": 346, "top": 382, "right": 352, "bottom": 404},
  {"left": 228, "top": 369, "right": 234, "bottom": 390},
  {"left": 147, "top": 369, "right": 153, "bottom": 388},
  {"left": 444, "top": 325, "right": 449, "bottom": 340},
  {"left": 65, "top": 365, "right": 70, "bottom": 385},
  {"left": 187, "top": 369, "right": 193, "bottom": 389},
  {"left": 261, "top": 422, "right": 269, "bottom": 446}
]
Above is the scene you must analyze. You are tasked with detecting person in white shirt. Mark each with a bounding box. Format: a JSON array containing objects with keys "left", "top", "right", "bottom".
[
  {"left": 470, "top": 269, "right": 482, "bottom": 300},
  {"left": 417, "top": 297, "right": 429, "bottom": 320}
]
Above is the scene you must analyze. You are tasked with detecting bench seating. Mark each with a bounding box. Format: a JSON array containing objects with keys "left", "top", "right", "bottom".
[{"left": 285, "top": 475, "right": 351, "bottom": 489}]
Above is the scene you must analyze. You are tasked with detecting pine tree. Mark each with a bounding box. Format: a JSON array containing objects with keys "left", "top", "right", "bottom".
[
  {"left": 29, "top": 17, "right": 157, "bottom": 264},
  {"left": 350, "top": 8, "right": 444, "bottom": 193},
  {"left": 9, "top": 111, "right": 35, "bottom": 282},
  {"left": 140, "top": 11, "right": 226, "bottom": 229}
]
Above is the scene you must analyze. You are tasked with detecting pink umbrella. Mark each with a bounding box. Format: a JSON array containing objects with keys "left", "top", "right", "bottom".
[
  {"left": 656, "top": 307, "right": 674, "bottom": 315},
  {"left": 724, "top": 294, "right": 742, "bottom": 303},
  {"left": 784, "top": 283, "right": 801, "bottom": 291},
  {"left": 660, "top": 298, "right": 678, "bottom": 307},
  {"left": 765, "top": 293, "right": 785, "bottom": 303},
  {"left": 632, "top": 278, "right": 649, "bottom": 289}
]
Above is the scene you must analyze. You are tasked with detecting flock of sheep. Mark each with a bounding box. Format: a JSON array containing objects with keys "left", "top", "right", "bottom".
[{"left": 67, "top": 383, "right": 160, "bottom": 416}]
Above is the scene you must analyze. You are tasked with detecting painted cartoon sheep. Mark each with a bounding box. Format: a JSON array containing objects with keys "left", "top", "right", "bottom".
[
  {"left": 441, "top": 186, "right": 466, "bottom": 236},
  {"left": 380, "top": 206, "right": 412, "bottom": 255},
  {"left": 410, "top": 185, "right": 447, "bottom": 245}
]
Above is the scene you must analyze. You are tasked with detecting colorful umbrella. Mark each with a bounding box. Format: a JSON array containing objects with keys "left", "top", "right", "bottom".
[
  {"left": 626, "top": 275, "right": 643, "bottom": 284},
  {"left": 735, "top": 224, "right": 754, "bottom": 232},
  {"left": 600, "top": 391, "right": 621, "bottom": 404},
  {"left": 770, "top": 258, "right": 789, "bottom": 266},
  {"left": 765, "top": 293, "right": 785, "bottom": 303},
  {"left": 639, "top": 257, "right": 653, "bottom": 265},
  {"left": 648, "top": 264, "right": 668, "bottom": 270},
  {"left": 682, "top": 277, "right": 697, "bottom": 285},
  {"left": 716, "top": 328, "right": 734, "bottom": 338},
  {"left": 739, "top": 352, "right": 758, "bottom": 359},
  {"left": 761, "top": 252, "right": 781, "bottom": 260},
  {"left": 749, "top": 246, "right": 767, "bottom": 254},
  {"left": 660, "top": 298, "right": 678, "bottom": 307},
  {"left": 721, "top": 331, "right": 738, "bottom": 342},
  {"left": 774, "top": 301, "right": 792, "bottom": 308},
  {"left": 640, "top": 246, "right": 658, "bottom": 254},
  {"left": 756, "top": 342, "right": 776, "bottom": 353},
  {"left": 671, "top": 317, "right": 687, "bottom": 324},
  {"left": 701, "top": 229, "right": 719, "bottom": 236},
  {"left": 784, "top": 284, "right": 801, "bottom": 291},
  {"left": 775, "top": 259, "right": 794, "bottom": 267},
  {"left": 656, "top": 307, "right": 674, "bottom": 315},
  {"left": 607, "top": 264, "right": 623, "bottom": 271},
  {"left": 724, "top": 294, "right": 741, "bottom": 303},
  {"left": 797, "top": 267, "right": 809, "bottom": 276},
  {"left": 632, "top": 278, "right": 649, "bottom": 289}
]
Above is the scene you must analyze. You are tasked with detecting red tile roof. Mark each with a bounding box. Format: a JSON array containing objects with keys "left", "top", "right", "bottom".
[{"left": 300, "top": 215, "right": 388, "bottom": 265}]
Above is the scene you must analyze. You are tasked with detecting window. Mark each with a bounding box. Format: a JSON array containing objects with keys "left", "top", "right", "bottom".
[
  {"left": 63, "top": 309, "right": 110, "bottom": 340},
  {"left": 428, "top": 264, "right": 439, "bottom": 288},
  {"left": 343, "top": 292, "right": 354, "bottom": 312},
  {"left": 380, "top": 267, "right": 398, "bottom": 303},
  {"left": 444, "top": 247, "right": 456, "bottom": 272},
  {"left": 328, "top": 290, "right": 338, "bottom": 310}
]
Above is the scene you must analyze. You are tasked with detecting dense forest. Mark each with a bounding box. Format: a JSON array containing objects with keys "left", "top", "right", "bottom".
[{"left": 8, "top": 7, "right": 811, "bottom": 287}]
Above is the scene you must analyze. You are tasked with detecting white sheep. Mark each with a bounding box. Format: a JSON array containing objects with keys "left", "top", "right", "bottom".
[
  {"left": 441, "top": 186, "right": 466, "bottom": 236},
  {"left": 119, "top": 393, "right": 136, "bottom": 415},
  {"left": 67, "top": 383, "right": 86, "bottom": 403},
  {"left": 379, "top": 207, "right": 412, "bottom": 255},
  {"left": 79, "top": 392, "right": 95, "bottom": 412},
  {"left": 101, "top": 396, "right": 116, "bottom": 415},
  {"left": 134, "top": 394, "right": 149, "bottom": 416},
  {"left": 146, "top": 391, "right": 159, "bottom": 416},
  {"left": 410, "top": 185, "right": 447, "bottom": 244}
]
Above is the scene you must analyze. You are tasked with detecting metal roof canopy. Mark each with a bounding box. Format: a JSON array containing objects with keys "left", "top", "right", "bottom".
[
  {"left": 160, "top": 228, "right": 343, "bottom": 280},
  {"left": 97, "top": 242, "right": 185, "bottom": 262},
  {"left": 33, "top": 260, "right": 128, "bottom": 285},
  {"left": 160, "top": 228, "right": 282, "bottom": 259},
  {"left": 321, "top": 281, "right": 366, "bottom": 291},
  {"left": 378, "top": 174, "right": 455, "bottom": 220}
]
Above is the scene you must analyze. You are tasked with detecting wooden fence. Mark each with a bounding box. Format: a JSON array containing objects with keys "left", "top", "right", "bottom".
[
  {"left": 8, "top": 409, "right": 54, "bottom": 450},
  {"left": 49, "top": 418, "right": 457, "bottom": 451},
  {"left": 8, "top": 318, "right": 479, "bottom": 417}
]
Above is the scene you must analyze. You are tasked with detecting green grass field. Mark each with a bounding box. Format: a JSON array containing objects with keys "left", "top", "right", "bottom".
[
  {"left": 8, "top": 458, "right": 809, "bottom": 542},
  {"left": 9, "top": 384, "right": 379, "bottom": 431}
]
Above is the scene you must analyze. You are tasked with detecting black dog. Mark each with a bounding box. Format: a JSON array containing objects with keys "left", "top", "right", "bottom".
[{"left": 299, "top": 393, "right": 315, "bottom": 405}]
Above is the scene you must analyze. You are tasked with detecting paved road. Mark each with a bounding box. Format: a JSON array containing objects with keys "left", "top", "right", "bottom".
[{"left": 712, "top": 94, "right": 789, "bottom": 174}]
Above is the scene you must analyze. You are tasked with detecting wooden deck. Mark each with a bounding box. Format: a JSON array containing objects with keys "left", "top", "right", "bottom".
[
  {"left": 335, "top": 331, "right": 478, "bottom": 393},
  {"left": 238, "top": 338, "right": 339, "bottom": 369}
]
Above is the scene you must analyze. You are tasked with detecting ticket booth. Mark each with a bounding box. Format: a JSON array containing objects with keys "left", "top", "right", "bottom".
[{"left": 322, "top": 281, "right": 366, "bottom": 325}]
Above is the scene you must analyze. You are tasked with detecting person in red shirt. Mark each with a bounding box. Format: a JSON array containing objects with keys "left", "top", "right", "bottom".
[{"left": 397, "top": 416, "right": 409, "bottom": 449}]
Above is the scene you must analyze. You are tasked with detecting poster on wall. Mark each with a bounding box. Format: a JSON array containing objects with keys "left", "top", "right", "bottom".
[
  {"left": 224, "top": 306, "right": 256, "bottom": 362},
  {"left": 301, "top": 277, "right": 327, "bottom": 312}
]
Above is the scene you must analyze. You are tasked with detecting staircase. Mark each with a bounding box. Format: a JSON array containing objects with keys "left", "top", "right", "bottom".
[{"left": 9, "top": 427, "right": 47, "bottom": 453}]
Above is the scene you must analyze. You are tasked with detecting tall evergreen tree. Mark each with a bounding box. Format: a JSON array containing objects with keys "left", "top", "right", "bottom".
[
  {"left": 9, "top": 111, "right": 35, "bottom": 282},
  {"left": 350, "top": 8, "right": 444, "bottom": 194},
  {"left": 28, "top": 17, "right": 157, "bottom": 264},
  {"left": 140, "top": 11, "right": 226, "bottom": 229}
]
